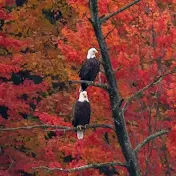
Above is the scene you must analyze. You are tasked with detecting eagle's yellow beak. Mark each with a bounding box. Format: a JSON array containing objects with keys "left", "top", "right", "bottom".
[{"left": 95, "top": 50, "right": 98, "bottom": 53}]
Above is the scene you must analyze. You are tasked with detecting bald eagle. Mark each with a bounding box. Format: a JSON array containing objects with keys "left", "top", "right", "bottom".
[
  {"left": 72, "top": 91, "right": 91, "bottom": 139},
  {"left": 79, "top": 48, "right": 100, "bottom": 91}
]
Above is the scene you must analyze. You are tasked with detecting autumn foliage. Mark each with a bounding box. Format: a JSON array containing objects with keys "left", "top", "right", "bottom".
[{"left": 0, "top": 0, "right": 175, "bottom": 175}]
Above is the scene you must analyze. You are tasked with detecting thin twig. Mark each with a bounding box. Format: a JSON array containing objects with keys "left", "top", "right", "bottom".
[
  {"left": 135, "top": 129, "right": 170, "bottom": 153},
  {"left": 8, "top": 157, "right": 14, "bottom": 171},
  {"left": 33, "top": 161, "right": 127, "bottom": 173},
  {"left": 100, "top": 0, "right": 142, "bottom": 24},
  {"left": 84, "top": 12, "right": 92, "bottom": 23},
  {"left": 68, "top": 80, "right": 109, "bottom": 90},
  {"left": 0, "top": 124, "right": 114, "bottom": 132},
  {"left": 104, "top": 27, "right": 116, "bottom": 39},
  {"left": 113, "top": 66, "right": 123, "bottom": 73},
  {"left": 122, "top": 69, "right": 176, "bottom": 112}
]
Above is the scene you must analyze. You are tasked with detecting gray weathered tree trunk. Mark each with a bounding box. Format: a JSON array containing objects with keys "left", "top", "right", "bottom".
[{"left": 89, "top": 0, "right": 140, "bottom": 175}]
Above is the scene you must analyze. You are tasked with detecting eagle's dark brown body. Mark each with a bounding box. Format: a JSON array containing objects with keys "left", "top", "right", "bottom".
[
  {"left": 79, "top": 57, "right": 100, "bottom": 91},
  {"left": 72, "top": 101, "right": 91, "bottom": 128}
]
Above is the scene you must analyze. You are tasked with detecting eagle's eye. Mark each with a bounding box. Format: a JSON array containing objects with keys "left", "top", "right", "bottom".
[{"left": 83, "top": 93, "right": 87, "bottom": 98}]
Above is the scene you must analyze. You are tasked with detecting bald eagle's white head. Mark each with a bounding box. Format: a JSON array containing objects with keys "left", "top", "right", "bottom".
[
  {"left": 78, "top": 91, "right": 89, "bottom": 102},
  {"left": 87, "top": 48, "right": 98, "bottom": 59}
]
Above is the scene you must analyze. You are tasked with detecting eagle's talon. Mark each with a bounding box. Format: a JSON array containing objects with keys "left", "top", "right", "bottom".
[
  {"left": 84, "top": 124, "right": 88, "bottom": 129},
  {"left": 77, "top": 125, "right": 84, "bottom": 131}
]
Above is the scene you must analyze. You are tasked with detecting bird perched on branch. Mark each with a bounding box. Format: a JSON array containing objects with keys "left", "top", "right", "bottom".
[
  {"left": 72, "top": 91, "right": 91, "bottom": 139},
  {"left": 79, "top": 48, "right": 100, "bottom": 92}
]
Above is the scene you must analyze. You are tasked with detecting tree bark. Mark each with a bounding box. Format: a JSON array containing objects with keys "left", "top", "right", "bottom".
[{"left": 89, "top": 0, "right": 140, "bottom": 175}]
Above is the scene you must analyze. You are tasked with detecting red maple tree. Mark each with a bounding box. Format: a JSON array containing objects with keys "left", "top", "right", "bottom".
[{"left": 0, "top": 0, "right": 175, "bottom": 176}]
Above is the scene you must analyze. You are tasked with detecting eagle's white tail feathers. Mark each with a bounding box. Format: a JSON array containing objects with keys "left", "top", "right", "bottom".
[{"left": 77, "top": 130, "right": 84, "bottom": 139}]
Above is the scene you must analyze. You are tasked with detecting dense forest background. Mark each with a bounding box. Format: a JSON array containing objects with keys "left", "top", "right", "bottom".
[{"left": 0, "top": 0, "right": 175, "bottom": 175}]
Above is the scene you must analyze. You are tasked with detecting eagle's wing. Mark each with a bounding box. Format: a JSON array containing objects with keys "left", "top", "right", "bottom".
[
  {"left": 71, "top": 101, "right": 80, "bottom": 127},
  {"left": 71, "top": 102, "right": 76, "bottom": 126},
  {"left": 87, "top": 102, "right": 91, "bottom": 124},
  {"left": 79, "top": 59, "right": 93, "bottom": 78}
]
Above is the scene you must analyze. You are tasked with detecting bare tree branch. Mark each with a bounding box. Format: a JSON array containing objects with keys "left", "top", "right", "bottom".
[
  {"left": 0, "top": 124, "right": 114, "bottom": 132},
  {"left": 0, "top": 124, "right": 55, "bottom": 131},
  {"left": 68, "top": 80, "right": 109, "bottom": 90},
  {"left": 135, "top": 129, "right": 170, "bottom": 153},
  {"left": 100, "top": 0, "right": 142, "bottom": 24},
  {"left": 122, "top": 69, "right": 176, "bottom": 112},
  {"left": 90, "top": 0, "right": 140, "bottom": 175},
  {"left": 33, "top": 161, "right": 127, "bottom": 173}
]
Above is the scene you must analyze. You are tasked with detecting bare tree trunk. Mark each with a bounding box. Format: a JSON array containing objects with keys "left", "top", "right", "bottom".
[{"left": 89, "top": 0, "right": 140, "bottom": 175}]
